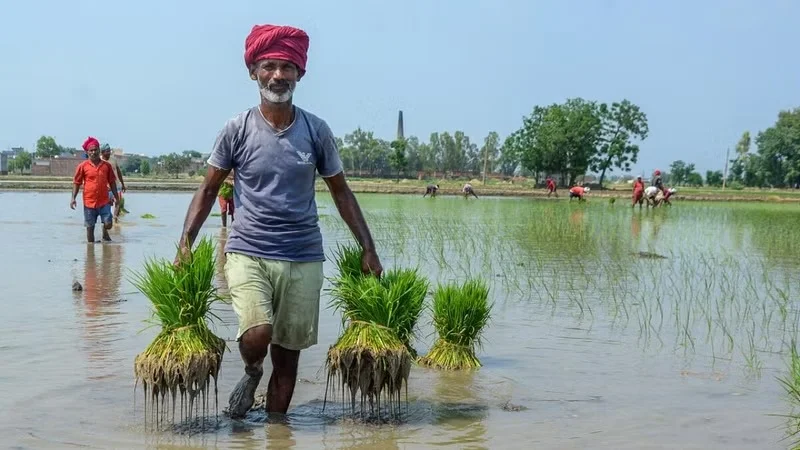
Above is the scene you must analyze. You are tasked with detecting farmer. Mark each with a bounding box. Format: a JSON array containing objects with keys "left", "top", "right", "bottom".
[
  {"left": 218, "top": 171, "right": 235, "bottom": 227},
  {"left": 173, "top": 24, "right": 383, "bottom": 419},
  {"left": 422, "top": 183, "right": 439, "bottom": 198},
  {"left": 661, "top": 187, "right": 677, "bottom": 206},
  {"left": 71, "top": 137, "right": 119, "bottom": 242},
  {"left": 545, "top": 176, "right": 558, "bottom": 197},
  {"left": 651, "top": 169, "right": 666, "bottom": 194},
  {"left": 644, "top": 185, "right": 660, "bottom": 206},
  {"left": 632, "top": 175, "right": 645, "bottom": 208},
  {"left": 462, "top": 182, "right": 478, "bottom": 198},
  {"left": 101, "top": 144, "right": 126, "bottom": 222},
  {"left": 569, "top": 185, "right": 589, "bottom": 201}
]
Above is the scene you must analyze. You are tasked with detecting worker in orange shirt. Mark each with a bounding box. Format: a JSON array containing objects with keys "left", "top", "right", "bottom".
[
  {"left": 71, "top": 137, "right": 120, "bottom": 242},
  {"left": 569, "top": 185, "right": 590, "bottom": 202},
  {"left": 632, "top": 176, "right": 645, "bottom": 208}
]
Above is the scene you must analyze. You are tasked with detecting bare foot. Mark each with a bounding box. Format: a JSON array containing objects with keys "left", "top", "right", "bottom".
[{"left": 228, "top": 368, "right": 263, "bottom": 418}]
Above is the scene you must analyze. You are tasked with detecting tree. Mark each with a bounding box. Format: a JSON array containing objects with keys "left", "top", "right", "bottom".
[
  {"left": 705, "top": 170, "right": 723, "bottom": 187},
  {"left": 140, "top": 159, "right": 151, "bottom": 176},
  {"left": 15, "top": 151, "right": 32, "bottom": 173},
  {"left": 685, "top": 171, "right": 703, "bottom": 187},
  {"left": 183, "top": 150, "right": 203, "bottom": 159},
  {"left": 161, "top": 153, "right": 189, "bottom": 178},
  {"left": 7, "top": 159, "right": 15, "bottom": 174},
  {"left": 480, "top": 131, "right": 500, "bottom": 184},
  {"left": 754, "top": 107, "right": 800, "bottom": 187},
  {"left": 36, "top": 135, "right": 62, "bottom": 158},
  {"left": 388, "top": 138, "right": 408, "bottom": 180},
  {"left": 508, "top": 98, "right": 601, "bottom": 187},
  {"left": 735, "top": 131, "right": 751, "bottom": 158},
  {"left": 590, "top": 100, "right": 649, "bottom": 187},
  {"left": 668, "top": 160, "right": 695, "bottom": 185}
]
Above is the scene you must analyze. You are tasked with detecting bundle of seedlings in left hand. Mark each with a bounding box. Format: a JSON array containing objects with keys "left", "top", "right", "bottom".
[
  {"left": 130, "top": 235, "right": 227, "bottom": 428},
  {"left": 324, "top": 243, "right": 428, "bottom": 421}
]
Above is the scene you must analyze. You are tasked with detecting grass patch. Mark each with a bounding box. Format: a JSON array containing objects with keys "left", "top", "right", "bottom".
[
  {"left": 141, "top": 213, "right": 156, "bottom": 219},
  {"left": 419, "top": 278, "right": 492, "bottom": 370},
  {"left": 130, "top": 236, "right": 226, "bottom": 427}
]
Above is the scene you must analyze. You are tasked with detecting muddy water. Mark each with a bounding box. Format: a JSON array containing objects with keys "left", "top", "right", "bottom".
[{"left": 1, "top": 191, "right": 798, "bottom": 449}]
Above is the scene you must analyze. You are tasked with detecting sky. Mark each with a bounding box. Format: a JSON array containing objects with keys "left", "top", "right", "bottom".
[{"left": 1, "top": 0, "right": 798, "bottom": 174}]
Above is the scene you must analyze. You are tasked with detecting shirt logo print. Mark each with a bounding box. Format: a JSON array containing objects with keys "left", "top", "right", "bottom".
[{"left": 296, "top": 151, "right": 313, "bottom": 165}]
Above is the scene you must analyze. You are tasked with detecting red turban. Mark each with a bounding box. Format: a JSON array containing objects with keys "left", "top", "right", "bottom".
[
  {"left": 244, "top": 24, "right": 309, "bottom": 75},
  {"left": 82, "top": 136, "right": 99, "bottom": 151}
]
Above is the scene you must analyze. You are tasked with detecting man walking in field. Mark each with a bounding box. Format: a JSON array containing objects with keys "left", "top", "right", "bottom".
[
  {"left": 545, "top": 176, "right": 558, "bottom": 197},
  {"left": 71, "top": 137, "right": 119, "bottom": 242},
  {"left": 101, "top": 144, "right": 127, "bottom": 222},
  {"left": 173, "top": 24, "right": 383, "bottom": 419}
]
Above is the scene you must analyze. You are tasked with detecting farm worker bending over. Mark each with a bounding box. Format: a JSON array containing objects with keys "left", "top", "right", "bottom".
[
  {"left": 644, "top": 185, "right": 660, "bottom": 206},
  {"left": 651, "top": 169, "right": 666, "bottom": 194},
  {"left": 569, "top": 186, "right": 589, "bottom": 201},
  {"left": 423, "top": 184, "right": 439, "bottom": 197},
  {"left": 173, "top": 24, "right": 383, "bottom": 419},
  {"left": 462, "top": 183, "right": 479, "bottom": 198},
  {"left": 632, "top": 176, "right": 645, "bottom": 208}
]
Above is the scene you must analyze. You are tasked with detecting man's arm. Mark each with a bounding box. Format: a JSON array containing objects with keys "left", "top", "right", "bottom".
[
  {"left": 115, "top": 164, "right": 126, "bottom": 192},
  {"left": 175, "top": 166, "right": 231, "bottom": 262},
  {"left": 323, "top": 172, "right": 382, "bottom": 277}
]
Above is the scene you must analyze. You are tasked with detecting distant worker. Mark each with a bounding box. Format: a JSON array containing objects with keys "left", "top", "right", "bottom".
[
  {"left": 632, "top": 175, "right": 645, "bottom": 208},
  {"left": 651, "top": 169, "right": 666, "bottom": 194},
  {"left": 569, "top": 185, "right": 590, "bottom": 201},
  {"left": 71, "top": 136, "right": 119, "bottom": 242},
  {"left": 423, "top": 184, "right": 439, "bottom": 198},
  {"left": 101, "top": 144, "right": 127, "bottom": 222},
  {"left": 462, "top": 183, "right": 478, "bottom": 199},
  {"left": 545, "top": 176, "right": 558, "bottom": 197},
  {"left": 218, "top": 171, "right": 235, "bottom": 227},
  {"left": 657, "top": 187, "right": 677, "bottom": 207},
  {"left": 644, "top": 185, "right": 659, "bottom": 206}
]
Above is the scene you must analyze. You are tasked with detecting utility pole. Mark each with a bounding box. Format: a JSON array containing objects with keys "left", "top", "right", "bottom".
[
  {"left": 482, "top": 144, "right": 489, "bottom": 185},
  {"left": 722, "top": 147, "right": 730, "bottom": 190}
]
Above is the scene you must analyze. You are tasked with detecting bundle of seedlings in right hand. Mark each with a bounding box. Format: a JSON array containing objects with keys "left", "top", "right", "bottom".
[
  {"left": 324, "top": 243, "right": 428, "bottom": 421},
  {"left": 419, "top": 278, "right": 492, "bottom": 370}
]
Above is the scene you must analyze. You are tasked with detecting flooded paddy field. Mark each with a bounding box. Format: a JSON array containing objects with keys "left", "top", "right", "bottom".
[{"left": 1, "top": 191, "right": 799, "bottom": 449}]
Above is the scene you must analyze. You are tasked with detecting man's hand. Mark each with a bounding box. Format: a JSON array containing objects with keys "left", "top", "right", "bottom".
[
  {"left": 361, "top": 248, "right": 383, "bottom": 278},
  {"left": 121, "top": 184, "right": 127, "bottom": 193},
  {"left": 173, "top": 244, "right": 191, "bottom": 268},
  {"left": 70, "top": 199, "right": 77, "bottom": 210}
]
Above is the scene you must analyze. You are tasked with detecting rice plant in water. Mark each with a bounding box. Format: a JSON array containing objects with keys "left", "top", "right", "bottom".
[
  {"left": 324, "top": 243, "right": 429, "bottom": 421},
  {"left": 130, "top": 235, "right": 226, "bottom": 427},
  {"left": 420, "top": 278, "right": 492, "bottom": 370}
]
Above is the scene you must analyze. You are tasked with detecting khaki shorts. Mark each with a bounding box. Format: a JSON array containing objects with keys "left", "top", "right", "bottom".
[{"left": 223, "top": 252, "right": 324, "bottom": 351}]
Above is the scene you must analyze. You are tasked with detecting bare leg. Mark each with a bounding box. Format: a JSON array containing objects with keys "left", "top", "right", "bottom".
[
  {"left": 86, "top": 226, "right": 95, "bottom": 243},
  {"left": 102, "top": 222, "right": 112, "bottom": 241},
  {"left": 221, "top": 211, "right": 228, "bottom": 228},
  {"left": 266, "top": 344, "right": 300, "bottom": 414},
  {"left": 228, "top": 324, "right": 271, "bottom": 418}
]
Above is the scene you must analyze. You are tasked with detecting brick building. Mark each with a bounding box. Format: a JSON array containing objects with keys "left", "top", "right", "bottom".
[{"left": 32, "top": 156, "right": 85, "bottom": 176}]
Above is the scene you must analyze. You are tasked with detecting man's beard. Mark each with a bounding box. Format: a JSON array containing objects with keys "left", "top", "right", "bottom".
[{"left": 259, "top": 79, "right": 296, "bottom": 104}]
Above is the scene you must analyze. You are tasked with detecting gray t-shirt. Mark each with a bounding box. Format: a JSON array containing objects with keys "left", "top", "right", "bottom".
[{"left": 207, "top": 105, "right": 343, "bottom": 262}]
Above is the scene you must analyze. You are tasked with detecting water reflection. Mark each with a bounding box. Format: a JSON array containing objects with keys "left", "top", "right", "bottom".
[{"left": 77, "top": 243, "right": 125, "bottom": 381}]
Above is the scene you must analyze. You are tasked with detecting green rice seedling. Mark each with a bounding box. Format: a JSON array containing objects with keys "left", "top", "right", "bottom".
[
  {"left": 218, "top": 182, "right": 233, "bottom": 200},
  {"left": 324, "top": 258, "right": 429, "bottom": 421},
  {"left": 419, "top": 278, "right": 492, "bottom": 370},
  {"left": 330, "top": 242, "right": 365, "bottom": 284},
  {"left": 130, "top": 235, "right": 226, "bottom": 427},
  {"left": 141, "top": 213, "right": 156, "bottom": 219}
]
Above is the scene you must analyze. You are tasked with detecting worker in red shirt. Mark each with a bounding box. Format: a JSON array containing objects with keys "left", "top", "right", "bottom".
[
  {"left": 545, "top": 176, "right": 558, "bottom": 197},
  {"left": 632, "top": 175, "right": 645, "bottom": 208},
  {"left": 71, "top": 137, "right": 120, "bottom": 242},
  {"left": 569, "top": 185, "right": 590, "bottom": 201}
]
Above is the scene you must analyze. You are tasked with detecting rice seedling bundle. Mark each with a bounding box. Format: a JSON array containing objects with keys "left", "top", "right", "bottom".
[
  {"left": 218, "top": 182, "right": 233, "bottom": 200},
  {"left": 324, "top": 243, "right": 428, "bottom": 419},
  {"left": 130, "top": 236, "right": 226, "bottom": 426},
  {"left": 420, "top": 278, "right": 492, "bottom": 370}
]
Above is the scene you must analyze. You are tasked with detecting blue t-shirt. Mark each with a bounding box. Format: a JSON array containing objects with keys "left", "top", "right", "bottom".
[{"left": 207, "top": 105, "right": 343, "bottom": 262}]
